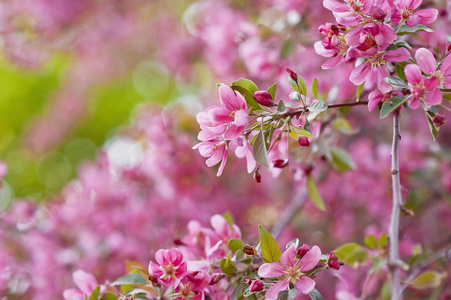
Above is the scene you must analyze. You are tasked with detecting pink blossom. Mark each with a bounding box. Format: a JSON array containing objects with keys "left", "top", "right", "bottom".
[
  {"left": 404, "top": 64, "right": 441, "bottom": 109},
  {"left": 368, "top": 90, "right": 403, "bottom": 111},
  {"left": 148, "top": 248, "right": 187, "bottom": 287},
  {"left": 323, "top": 0, "right": 373, "bottom": 26},
  {"left": 346, "top": 23, "right": 396, "bottom": 58},
  {"left": 193, "top": 138, "right": 228, "bottom": 177},
  {"left": 390, "top": 0, "right": 438, "bottom": 27},
  {"left": 233, "top": 137, "right": 256, "bottom": 173},
  {"left": 349, "top": 48, "right": 410, "bottom": 93},
  {"left": 208, "top": 85, "right": 249, "bottom": 140},
  {"left": 63, "top": 270, "right": 104, "bottom": 300},
  {"left": 258, "top": 244, "right": 321, "bottom": 299},
  {"left": 415, "top": 48, "right": 451, "bottom": 88},
  {"left": 174, "top": 271, "right": 210, "bottom": 300}
]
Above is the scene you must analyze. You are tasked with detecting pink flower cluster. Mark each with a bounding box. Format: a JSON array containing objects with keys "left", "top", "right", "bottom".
[
  {"left": 194, "top": 85, "right": 255, "bottom": 176},
  {"left": 315, "top": 0, "right": 439, "bottom": 109}
]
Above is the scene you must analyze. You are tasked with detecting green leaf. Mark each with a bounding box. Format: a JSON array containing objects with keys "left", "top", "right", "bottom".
[
  {"left": 258, "top": 225, "right": 282, "bottom": 263},
  {"left": 228, "top": 238, "right": 246, "bottom": 254},
  {"left": 220, "top": 251, "right": 237, "bottom": 274},
  {"left": 308, "top": 289, "right": 324, "bottom": 300},
  {"left": 99, "top": 293, "right": 118, "bottom": 300},
  {"left": 304, "top": 118, "right": 312, "bottom": 133},
  {"left": 394, "top": 40, "right": 412, "bottom": 49},
  {"left": 267, "top": 83, "right": 277, "bottom": 100},
  {"left": 277, "top": 100, "right": 287, "bottom": 113},
  {"left": 278, "top": 288, "right": 297, "bottom": 300},
  {"left": 356, "top": 83, "right": 364, "bottom": 100},
  {"left": 223, "top": 212, "right": 235, "bottom": 230},
  {"left": 333, "top": 117, "right": 356, "bottom": 135},
  {"left": 425, "top": 111, "right": 438, "bottom": 141},
  {"left": 85, "top": 295, "right": 88, "bottom": 300},
  {"left": 379, "top": 234, "right": 388, "bottom": 248},
  {"left": 89, "top": 286, "right": 101, "bottom": 300},
  {"left": 312, "top": 78, "right": 319, "bottom": 99},
  {"left": 281, "top": 40, "right": 296, "bottom": 59},
  {"left": 364, "top": 235, "right": 378, "bottom": 250},
  {"left": 291, "top": 125, "right": 313, "bottom": 138},
  {"left": 231, "top": 79, "right": 259, "bottom": 109},
  {"left": 380, "top": 96, "right": 407, "bottom": 119},
  {"left": 253, "top": 129, "right": 271, "bottom": 169},
  {"left": 335, "top": 243, "right": 370, "bottom": 266},
  {"left": 384, "top": 76, "right": 409, "bottom": 90},
  {"left": 395, "top": 63, "right": 407, "bottom": 81},
  {"left": 289, "top": 75, "right": 307, "bottom": 96},
  {"left": 396, "top": 24, "right": 433, "bottom": 35},
  {"left": 306, "top": 175, "right": 326, "bottom": 211},
  {"left": 330, "top": 147, "right": 356, "bottom": 171},
  {"left": 286, "top": 238, "right": 299, "bottom": 249},
  {"left": 309, "top": 100, "right": 328, "bottom": 113},
  {"left": 111, "top": 273, "right": 147, "bottom": 286},
  {"left": 408, "top": 271, "right": 447, "bottom": 290}
]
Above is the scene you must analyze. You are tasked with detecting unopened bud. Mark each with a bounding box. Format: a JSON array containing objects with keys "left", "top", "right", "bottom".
[
  {"left": 297, "top": 244, "right": 310, "bottom": 259},
  {"left": 254, "top": 91, "right": 274, "bottom": 107},
  {"left": 149, "top": 276, "right": 160, "bottom": 287},
  {"left": 254, "top": 168, "right": 262, "bottom": 183},
  {"left": 298, "top": 136, "right": 310, "bottom": 147},
  {"left": 273, "top": 159, "right": 289, "bottom": 168},
  {"left": 433, "top": 114, "right": 446, "bottom": 127},
  {"left": 327, "top": 251, "right": 341, "bottom": 270},
  {"left": 370, "top": 6, "right": 385, "bottom": 20},
  {"left": 249, "top": 280, "right": 265, "bottom": 292},
  {"left": 209, "top": 274, "right": 225, "bottom": 285},
  {"left": 285, "top": 67, "right": 298, "bottom": 82},
  {"left": 242, "top": 245, "right": 257, "bottom": 256},
  {"left": 302, "top": 164, "right": 313, "bottom": 176},
  {"left": 173, "top": 238, "right": 185, "bottom": 246}
]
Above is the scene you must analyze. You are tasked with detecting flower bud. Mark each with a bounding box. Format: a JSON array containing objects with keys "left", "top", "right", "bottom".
[
  {"left": 370, "top": 6, "right": 385, "bottom": 20},
  {"left": 327, "top": 251, "right": 342, "bottom": 270},
  {"left": 254, "top": 168, "right": 261, "bottom": 183},
  {"left": 285, "top": 67, "right": 298, "bottom": 82},
  {"left": 296, "top": 244, "right": 310, "bottom": 259},
  {"left": 249, "top": 280, "right": 264, "bottom": 292},
  {"left": 298, "top": 136, "right": 310, "bottom": 147},
  {"left": 433, "top": 114, "right": 446, "bottom": 127},
  {"left": 253, "top": 91, "right": 274, "bottom": 107},
  {"left": 273, "top": 159, "right": 289, "bottom": 168},
  {"left": 209, "top": 274, "right": 225, "bottom": 285},
  {"left": 242, "top": 245, "right": 257, "bottom": 256}
]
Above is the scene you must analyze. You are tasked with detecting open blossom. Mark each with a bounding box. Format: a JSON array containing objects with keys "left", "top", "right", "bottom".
[
  {"left": 174, "top": 271, "right": 211, "bottom": 300},
  {"left": 404, "top": 64, "right": 440, "bottom": 109},
  {"left": 258, "top": 244, "right": 321, "bottom": 299},
  {"left": 193, "top": 138, "right": 228, "bottom": 176},
  {"left": 390, "top": 0, "right": 438, "bottom": 27},
  {"left": 63, "top": 270, "right": 104, "bottom": 300},
  {"left": 149, "top": 248, "right": 187, "bottom": 286},
  {"left": 323, "top": 0, "right": 373, "bottom": 26},
  {"left": 415, "top": 48, "right": 451, "bottom": 87},
  {"left": 349, "top": 47, "right": 410, "bottom": 93},
  {"left": 208, "top": 85, "right": 249, "bottom": 140},
  {"left": 346, "top": 23, "right": 396, "bottom": 58}
]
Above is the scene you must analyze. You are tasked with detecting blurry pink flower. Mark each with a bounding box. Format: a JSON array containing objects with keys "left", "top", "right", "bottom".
[
  {"left": 63, "top": 270, "right": 104, "bottom": 300},
  {"left": 148, "top": 248, "right": 187, "bottom": 286},
  {"left": 209, "top": 214, "right": 241, "bottom": 242},
  {"left": 175, "top": 271, "right": 210, "bottom": 300},
  {"left": 390, "top": 0, "right": 438, "bottom": 27},
  {"left": 208, "top": 85, "right": 249, "bottom": 140},
  {"left": 258, "top": 244, "right": 321, "bottom": 299},
  {"left": 0, "top": 161, "right": 7, "bottom": 181},
  {"left": 233, "top": 138, "right": 256, "bottom": 173}
]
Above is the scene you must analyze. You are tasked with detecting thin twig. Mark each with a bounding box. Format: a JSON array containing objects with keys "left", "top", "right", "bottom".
[
  {"left": 400, "top": 247, "right": 451, "bottom": 293},
  {"left": 389, "top": 110, "right": 403, "bottom": 300}
]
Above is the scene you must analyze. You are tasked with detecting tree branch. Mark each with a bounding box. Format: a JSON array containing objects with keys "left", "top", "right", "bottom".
[{"left": 389, "top": 110, "right": 403, "bottom": 300}]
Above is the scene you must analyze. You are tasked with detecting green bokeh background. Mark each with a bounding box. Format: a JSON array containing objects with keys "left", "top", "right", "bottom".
[{"left": 0, "top": 54, "right": 180, "bottom": 207}]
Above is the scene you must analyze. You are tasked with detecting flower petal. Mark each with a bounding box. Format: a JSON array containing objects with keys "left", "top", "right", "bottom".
[
  {"left": 258, "top": 262, "right": 286, "bottom": 278},
  {"left": 415, "top": 48, "right": 437, "bottom": 74},
  {"left": 349, "top": 62, "right": 371, "bottom": 85},
  {"left": 440, "top": 54, "right": 451, "bottom": 76},
  {"left": 323, "top": 0, "right": 349, "bottom": 12},
  {"left": 234, "top": 109, "right": 249, "bottom": 127},
  {"left": 294, "top": 276, "right": 316, "bottom": 294},
  {"left": 224, "top": 125, "right": 244, "bottom": 140},
  {"left": 404, "top": 64, "right": 423, "bottom": 85},
  {"left": 264, "top": 279, "right": 290, "bottom": 300},
  {"left": 415, "top": 9, "right": 438, "bottom": 25},
  {"left": 208, "top": 107, "right": 233, "bottom": 125},
  {"left": 425, "top": 89, "right": 442, "bottom": 106},
  {"left": 383, "top": 48, "right": 410, "bottom": 63},
  {"left": 298, "top": 245, "right": 321, "bottom": 272},
  {"left": 280, "top": 244, "right": 297, "bottom": 266},
  {"left": 322, "top": 55, "right": 344, "bottom": 69}
]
